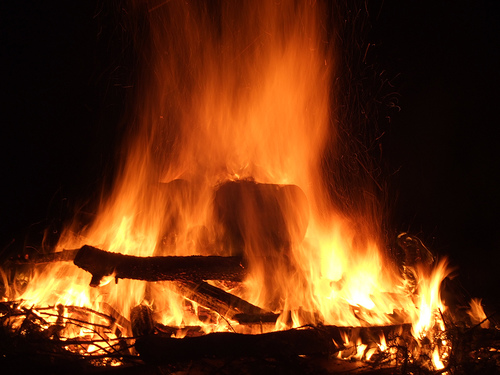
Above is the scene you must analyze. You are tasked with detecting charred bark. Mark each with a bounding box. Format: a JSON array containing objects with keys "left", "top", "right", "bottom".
[
  {"left": 73, "top": 245, "right": 246, "bottom": 286},
  {"left": 136, "top": 327, "right": 338, "bottom": 363},
  {"left": 7, "top": 249, "right": 79, "bottom": 264},
  {"left": 213, "top": 180, "right": 309, "bottom": 255},
  {"left": 135, "top": 324, "right": 413, "bottom": 364}
]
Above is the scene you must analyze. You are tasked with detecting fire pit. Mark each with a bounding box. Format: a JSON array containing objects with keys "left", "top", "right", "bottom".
[{"left": 1, "top": 1, "right": 499, "bottom": 374}]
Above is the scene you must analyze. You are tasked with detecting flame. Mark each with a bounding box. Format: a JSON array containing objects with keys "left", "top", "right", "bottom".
[
  {"left": 411, "top": 259, "right": 450, "bottom": 338},
  {"left": 468, "top": 298, "right": 490, "bottom": 329},
  {"left": 433, "top": 346, "right": 446, "bottom": 371},
  {"left": 378, "top": 333, "right": 387, "bottom": 352},
  {"left": 5, "top": 0, "right": 454, "bottom": 351}
]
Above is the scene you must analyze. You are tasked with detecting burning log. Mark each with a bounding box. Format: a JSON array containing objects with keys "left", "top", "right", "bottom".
[
  {"left": 73, "top": 245, "right": 246, "bottom": 286},
  {"left": 136, "top": 327, "right": 337, "bottom": 363},
  {"left": 135, "top": 324, "right": 413, "bottom": 364},
  {"left": 173, "top": 280, "right": 279, "bottom": 324},
  {"left": 213, "top": 180, "right": 310, "bottom": 254},
  {"left": 214, "top": 180, "right": 310, "bottom": 310}
]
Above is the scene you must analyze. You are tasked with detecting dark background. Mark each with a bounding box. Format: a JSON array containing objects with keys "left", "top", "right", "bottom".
[{"left": 1, "top": 1, "right": 499, "bottom": 304}]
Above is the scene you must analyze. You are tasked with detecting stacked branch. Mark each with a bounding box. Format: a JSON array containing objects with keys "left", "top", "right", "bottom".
[{"left": 73, "top": 245, "right": 246, "bottom": 286}]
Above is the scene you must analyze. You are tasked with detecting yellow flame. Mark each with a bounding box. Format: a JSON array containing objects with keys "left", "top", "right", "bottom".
[
  {"left": 6, "top": 1, "right": 453, "bottom": 344},
  {"left": 432, "top": 346, "right": 445, "bottom": 371},
  {"left": 468, "top": 298, "right": 490, "bottom": 329},
  {"left": 378, "top": 333, "right": 387, "bottom": 352},
  {"left": 411, "top": 259, "right": 450, "bottom": 338}
]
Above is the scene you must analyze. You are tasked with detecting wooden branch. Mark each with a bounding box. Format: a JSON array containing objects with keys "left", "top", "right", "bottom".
[
  {"left": 173, "top": 281, "right": 279, "bottom": 324},
  {"left": 8, "top": 249, "right": 79, "bottom": 264},
  {"left": 136, "top": 326, "right": 338, "bottom": 363},
  {"left": 36, "top": 249, "right": 80, "bottom": 263},
  {"left": 73, "top": 245, "right": 247, "bottom": 286},
  {"left": 135, "top": 324, "right": 413, "bottom": 364}
]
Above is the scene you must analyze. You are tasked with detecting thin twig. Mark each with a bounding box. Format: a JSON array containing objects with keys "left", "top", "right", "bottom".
[
  {"left": 61, "top": 336, "right": 136, "bottom": 345},
  {"left": 37, "top": 311, "right": 112, "bottom": 330},
  {"left": 66, "top": 305, "right": 116, "bottom": 324}
]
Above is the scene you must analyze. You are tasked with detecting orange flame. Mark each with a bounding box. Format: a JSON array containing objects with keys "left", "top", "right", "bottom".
[
  {"left": 468, "top": 298, "right": 490, "bottom": 329},
  {"left": 5, "top": 0, "right": 453, "bottom": 344}
]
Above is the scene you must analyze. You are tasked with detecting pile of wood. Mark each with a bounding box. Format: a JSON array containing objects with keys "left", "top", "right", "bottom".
[
  {"left": 0, "top": 298, "right": 419, "bottom": 374},
  {"left": 7, "top": 242, "right": 497, "bottom": 375},
  {"left": 3, "top": 289, "right": 499, "bottom": 375},
  {"left": 2, "top": 181, "right": 500, "bottom": 373}
]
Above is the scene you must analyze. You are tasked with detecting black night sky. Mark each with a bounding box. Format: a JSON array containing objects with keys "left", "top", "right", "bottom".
[{"left": 1, "top": 1, "right": 499, "bottom": 304}]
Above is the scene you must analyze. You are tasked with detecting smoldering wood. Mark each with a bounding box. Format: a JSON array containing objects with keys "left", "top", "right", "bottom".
[
  {"left": 173, "top": 280, "right": 279, "bottom": 324},
  {"left": 155, "top": 323, "right": 207, "bottom": 337},
  {"left": 135, "top": 324, "right": 413, "bottom": 364},
  {"left": 73, "top": 245, "right": 247, "bottom": 287}
]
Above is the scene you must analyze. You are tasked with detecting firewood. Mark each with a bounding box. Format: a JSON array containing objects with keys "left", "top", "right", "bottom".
[
  {"left": 135, "top": 324, "right": 413, "bottom": 364},
  {"left": 73, "top": 245, "right": 246, "bottom": 286},
  {"left": 7, "top": 249, "right": 79, "bottom": 264},
  {"left": 213, "top": 180, "right": 310, "bottom": 310},
  {"left": 213, "top": 180, "right": 310, "bottom": 255},
  {"left": 173, "top": 280, "right": 279, "bottom": 323},
  {"left": 131, "top": 305, "right": 154, "bottom": 337},
  {"left": 135, "top": 326, "right": 339, "bottom": 363}
]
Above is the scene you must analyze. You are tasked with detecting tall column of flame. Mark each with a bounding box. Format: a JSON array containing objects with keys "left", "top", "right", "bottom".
[{"left": 11, "top": 0, "right": 451, "bottom": 339}]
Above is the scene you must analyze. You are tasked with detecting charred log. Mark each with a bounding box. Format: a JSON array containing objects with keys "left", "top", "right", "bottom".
[
  {"left": 136, "top": 327, "right": 338, "bottom": 363},
  {"left": 214, "top": 180, "right": 310, "bottom": 310},
  {"left": 73, "top": 245, "right": 246, "bottom": 286},
  {"left": 213, "top": 180, "right": 310, "bottom": 255},
  {"left": 6, "top": 249, "right": 80, "bottom": 264},
  {"left": 135, "top": 324, "right": 413, "bottom": 364}
]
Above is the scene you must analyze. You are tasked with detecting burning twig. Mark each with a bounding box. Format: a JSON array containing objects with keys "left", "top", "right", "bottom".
[
  {"left": 38, "top": 311, "right": 113, "bottom": 331},
  {"left": 0, "top": 302, "right": 139, "bottom": 370},
  {"left": 3, "top": 309, "right": 112, "bottom": 363}
]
